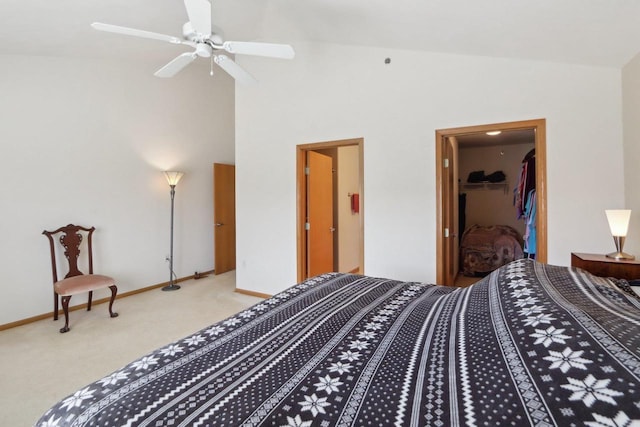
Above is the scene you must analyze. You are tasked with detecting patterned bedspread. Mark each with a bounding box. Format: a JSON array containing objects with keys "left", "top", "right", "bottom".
[{"left": 36, "top": 259, "right": 640, "bottom": 426}]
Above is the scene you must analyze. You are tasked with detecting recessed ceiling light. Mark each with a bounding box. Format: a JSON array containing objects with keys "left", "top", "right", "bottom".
[{"left": 486, "top": 131, "right": 502, "bottom": 136}]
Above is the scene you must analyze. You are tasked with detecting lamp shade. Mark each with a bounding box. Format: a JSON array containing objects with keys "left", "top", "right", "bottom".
[
  {"left": 605, "top": 209, "right": 631, "bottom": 237},
  {"left": 164, "top": 171, "right": 184, "bottom": 186}
]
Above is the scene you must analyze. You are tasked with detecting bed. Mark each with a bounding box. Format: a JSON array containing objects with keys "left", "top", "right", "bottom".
[
  {"left": 36, "top": 259, "right": 640, "bottom": 426},
  {"left": 460, "top": 224, "right": 525, "bottom": 276}
]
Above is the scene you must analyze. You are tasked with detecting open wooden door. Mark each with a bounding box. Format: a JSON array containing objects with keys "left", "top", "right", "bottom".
[
  {"left": 213, "top": 163, "right": 236, "bottom": 274},
  {"left": 307, "top": 151, "right": 334, "bottom": 276},
  {"left": 450, "top": 137, "right": 460, "bottom": 280},
  {"left": 441, "top": 137, "right": 458, "bottom": 286}
]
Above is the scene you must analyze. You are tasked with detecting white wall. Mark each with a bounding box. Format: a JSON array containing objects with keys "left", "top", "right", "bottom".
[
  {"left": 235, "top": 42, "right": 625, "bottom": 295},
  {"left": 0, "top": 55, "right": 234, "bottom": 325},
  {"left": 622, "top": 52, "right": 640, "bottom": 256}
]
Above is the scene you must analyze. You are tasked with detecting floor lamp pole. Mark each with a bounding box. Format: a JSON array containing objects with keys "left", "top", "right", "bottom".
[{"left": 163, "top": 183, "right": 180, "bottom": 291}]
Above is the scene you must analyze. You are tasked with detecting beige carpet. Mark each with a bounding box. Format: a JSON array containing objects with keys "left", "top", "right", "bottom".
[{"left": 0, "top": 271, "right": 263, "bottom": 427}]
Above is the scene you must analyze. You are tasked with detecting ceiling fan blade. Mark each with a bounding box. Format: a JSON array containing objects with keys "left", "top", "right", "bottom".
[
  {"left": 222, "top": 41, "right": 295, "bottom": 59},
  {"left": 154, "top": 52, "right": 198, "bottom": 78},
  {"left": 184, "top": 0, "right": 212, "bottom": 35},
  {"left": 214, "top": 55, "right": 257, "bottom": 85},
  {"left": 91, "top": 22, "right": 182, "bottom": 44}
]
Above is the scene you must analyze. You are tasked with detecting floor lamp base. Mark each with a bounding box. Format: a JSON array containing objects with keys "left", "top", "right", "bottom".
[{"left": 162, "top": 284, "right": 181, "bottom": 291}]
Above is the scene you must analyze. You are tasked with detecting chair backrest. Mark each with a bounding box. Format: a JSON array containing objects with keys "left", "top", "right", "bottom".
[{"left": 42, "top": 224, "right": 95, "bottom": 283}]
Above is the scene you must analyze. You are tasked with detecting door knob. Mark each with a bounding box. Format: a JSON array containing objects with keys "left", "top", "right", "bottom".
[
  {"left": 215, "top": 223, "right": 224, "bottom": 227},
  {"left": 330, "top": 227, "right": 336, "bottom": 232}
]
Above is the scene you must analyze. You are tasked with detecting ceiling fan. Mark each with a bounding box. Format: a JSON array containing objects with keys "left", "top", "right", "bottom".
[{"left": 91, "top": 0, "right": 295, "bottom": 84}]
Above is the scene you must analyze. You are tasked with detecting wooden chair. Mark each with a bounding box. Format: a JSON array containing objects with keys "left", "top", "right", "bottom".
[{"left": 42, "top": 224, "right": 118, "bottom": 333}]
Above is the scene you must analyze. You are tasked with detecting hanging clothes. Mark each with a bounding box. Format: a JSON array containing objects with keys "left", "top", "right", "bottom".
[
  {"left": 523, "top": 190, "right": 536, "bottom": 256},
  {"left": 515, "top": 149, "right": 535, "bottom": 217},
  {"left": 514, "top": 149, "right": 536, "bottom": 258},
  {"left": 515, "top": 162, "right": 527, "bottom": 218}
]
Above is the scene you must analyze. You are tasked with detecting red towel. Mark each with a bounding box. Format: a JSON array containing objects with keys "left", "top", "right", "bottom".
[{"left": 351, "top": 193, "right": 359, "bottom": 214}]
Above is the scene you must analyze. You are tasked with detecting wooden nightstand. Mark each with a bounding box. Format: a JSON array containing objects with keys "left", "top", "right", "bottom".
[{"left": 571, "top": 252, "right": 640, "bottom": 281}]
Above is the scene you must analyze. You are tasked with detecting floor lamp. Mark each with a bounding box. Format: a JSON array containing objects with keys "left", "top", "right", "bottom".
[{"left": 163, "top": 171, "right": 184, "bottom": 291}]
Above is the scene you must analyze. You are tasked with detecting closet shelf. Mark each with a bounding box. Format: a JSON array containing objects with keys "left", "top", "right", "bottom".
[{"left": 461, "top": 182, "right": 509, "bottom": 194}]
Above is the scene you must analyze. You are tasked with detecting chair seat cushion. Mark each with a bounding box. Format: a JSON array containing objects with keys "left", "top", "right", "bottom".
[{"left": 54, "top": 274, "right": 115, "bottom": 296}]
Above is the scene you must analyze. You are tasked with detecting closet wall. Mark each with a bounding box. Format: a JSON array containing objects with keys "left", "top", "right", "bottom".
[{"left": 458, "top": 142, "right": 535, "bottom": 236}]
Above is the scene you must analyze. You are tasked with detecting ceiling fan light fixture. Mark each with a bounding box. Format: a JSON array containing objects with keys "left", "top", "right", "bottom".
[
  {"left": 209, "top": 33, "right": 224, "bottom": 45},
  {"left": 196, "top": 43, "right": 213, "bottom": 58}
]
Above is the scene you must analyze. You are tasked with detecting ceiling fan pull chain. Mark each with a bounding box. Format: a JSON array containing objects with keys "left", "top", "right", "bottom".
[{"left": 210, "top": 56, "right": 214, "bottom": 76}]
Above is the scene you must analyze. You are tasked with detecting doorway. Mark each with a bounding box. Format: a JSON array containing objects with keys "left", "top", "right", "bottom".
[
  {"left": 435, "top": 119, "right": 547, "bottom": 286},
  {"left": 297, "top": 138, "right": 364, "bottom": 282}
]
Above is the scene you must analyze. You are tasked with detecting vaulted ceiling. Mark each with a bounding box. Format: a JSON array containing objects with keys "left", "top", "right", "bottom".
[{"left": 2, "top": 0, "right": 639, "bottom": 68}]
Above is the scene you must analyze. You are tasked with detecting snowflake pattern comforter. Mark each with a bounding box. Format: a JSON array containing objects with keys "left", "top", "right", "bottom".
[{"left": 36, "top": 259, "right": 640, "bottom": 426}]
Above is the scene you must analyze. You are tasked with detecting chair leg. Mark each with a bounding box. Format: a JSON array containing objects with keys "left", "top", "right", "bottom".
[
  {"left": 54, "top": 292, "right": 59, "bottom": 321},
  {"left": 87, "top": 290, "right": 93, "bottom": 311},
  {"left": 60, "top": 295, "right": 71, "bottom": 333},
  {"left": 108, "top": 285, "right": 119, "bottom": 318}
]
